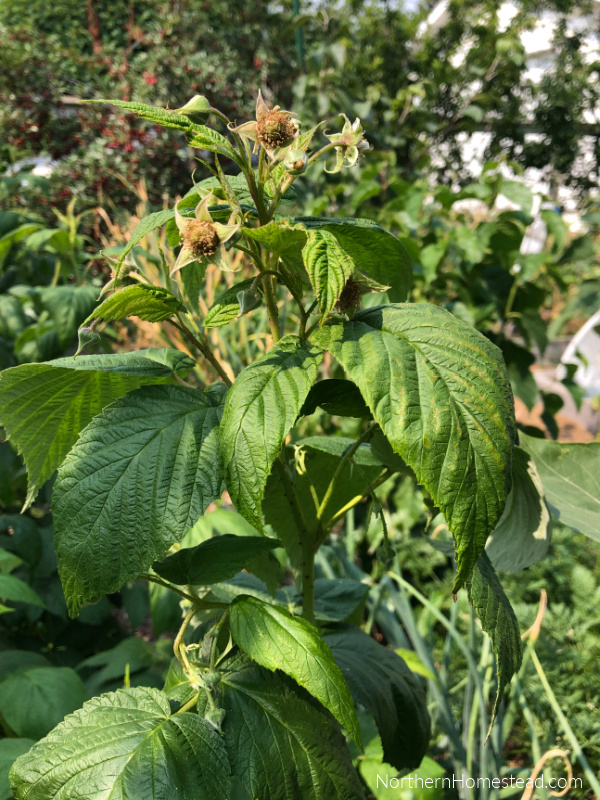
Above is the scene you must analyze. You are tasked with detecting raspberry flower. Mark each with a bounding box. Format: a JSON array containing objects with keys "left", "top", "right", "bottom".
[
  {"left": 171, "top": 193, "right": 240, "bottom": 276},
  {"left": 325, "top": 115, "right": 370, "bottom": 173},
  {"left": 231, "top": 91, "right": 299, "bottom": 155}
]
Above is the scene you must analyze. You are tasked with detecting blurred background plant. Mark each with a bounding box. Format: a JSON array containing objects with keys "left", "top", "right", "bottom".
[{"left": 1, "top": 0, "right": 600, "bottom": 798}]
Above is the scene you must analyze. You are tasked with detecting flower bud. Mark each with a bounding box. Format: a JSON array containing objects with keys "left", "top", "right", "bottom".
[
  {"left": 203, "top": 669, "right": 221, "bottom": 689},
  {"left": 283, "top": 149, "right": 308, "bottom": 175},
  {"left": 376, "top": 544, "right": 397, "bottom": 566},
  {"left": 205, "top": 706, "right": 226, "bottom": 731},
  {"left": 237, "top": 287, "right": 262, "bottom": 315},
  {"left": 175, "top": 95, "right": 211, "bottom": 124}
]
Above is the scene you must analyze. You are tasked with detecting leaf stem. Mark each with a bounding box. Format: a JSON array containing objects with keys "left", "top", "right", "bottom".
[
  {"left": 173, "top": 314, "right": 233, "bottom": 386},
  {"left": 301, "top": 542, "right": 316, "bottom": 625},
  {"left": 176, "top": 692, "right": 201, "bottom": 714},
  {"left": 315, "top": 424, "right": 377, "bottom": 524},
  {"left": 141, "top": 573, "right": 227, "bottom": 610},
  {"left": 325, "top": 469, "right": 394, "bottom": 526}
]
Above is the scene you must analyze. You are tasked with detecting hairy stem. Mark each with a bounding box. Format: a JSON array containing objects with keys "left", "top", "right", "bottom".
[
  {"left": 301, "top": 541, "right": 316, "bottom": 625},
  {"left": 173, "top": 314, "right": 233, "bottom": 386},
  {"left": 273, "top": 457, "right": 315, "bottom": 622}
]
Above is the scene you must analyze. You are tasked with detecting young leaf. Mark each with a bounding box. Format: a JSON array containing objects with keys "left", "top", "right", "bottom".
[
  {"left": 486, "top": 446, "right": 551, "bottom": 572},
  {"left": 83, "top": 284, "right": 185, "bottom": 326},
  {"left": 111, "top": 208, "right": 174, "bottom": 281},
  {"left": 153, "top": 533, "right": 281, "bottom": 586},
  {"left": 86, "top": 98, "right": 194, "bottom": 131},
  {"left": 204, "top": 277, "right": 257, "bottom": 328},
  {"left": 186, "top": 127, "right": 241, "bottom": 163},
  {"left": 214, "top": 660, "right": 367, "bottom": 800},
  {"left": 324, "top": 625, "right": 430, "bottom": 771},
  {"left": 244, "top": 217, "right": 412, "bottom": 300},
  {"left": 52, "top": 383, "right": 226, "bottom": 615},
  {"left": 220, "top": 335, "right": 323, "bottom": 531},
  {"left": 0, "top": 667, "right": 87, "bottom": 740},
  {"left": 313, "top": 304, "right": 516, "bottom": 590},
  {"left": 467, "top": 552, "right": 522, "bottom": 719},
  {"left": 0, "top": 575, "right": 44, "bottom": 609},
  {"left": 300, "top": 378, "right": 372, "bottom": 418},
  {"left": 303, "top": 229, "right": 354, "bottom": 318},
  {"left": 229, "top": 596, "right": 362, "bottom": 747},
  {"left": 298, "top": 217, "right": 412, "bottom": 301},
  {"left": 519, "top": 433, "right": 600, "bottom": 543},
  {"left": 9, "top": 687, "right": 230, "bottom": 800},
  {"left": 0, "top": 349, "right": 194, "bottom": 509}
]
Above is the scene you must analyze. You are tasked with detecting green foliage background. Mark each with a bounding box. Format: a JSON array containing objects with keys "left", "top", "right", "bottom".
[{"left": 1, "top": 1, "right": 600, "bottom": 798}]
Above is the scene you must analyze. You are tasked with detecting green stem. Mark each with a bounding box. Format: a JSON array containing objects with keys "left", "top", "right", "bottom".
[
  {"left": 316, "top": 424, "right": 377, "bottom": 523},
  {"left": 177, "top": 692, "right": 200, "bottom": 714},
  {"left": 530, "top": 647, "right": 600, "bottom": 797},
  {"left": 301, "top": 542, "right": 316, "bottom": 625},
  {"left": 174, "top": 607, "right": 197, "bottom": 675},
  {"left": 173, "top": 315, "right": 232, "bottom": 386},
  {"left": 262, "top": 274, "right": 281, "bottom": 342},
  {"left": 141, "top": 573, "right": 227, "bottom": 610}
]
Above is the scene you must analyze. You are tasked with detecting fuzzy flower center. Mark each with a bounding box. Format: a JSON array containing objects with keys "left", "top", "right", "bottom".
[
  {"left": 256, "top": 110, "right": 297, "bottom": 149},
  {"left": 182, "top": 220, "right": 220, "bottom": 258}
]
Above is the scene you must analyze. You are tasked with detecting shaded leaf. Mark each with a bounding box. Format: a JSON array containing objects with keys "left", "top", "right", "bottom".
[
  {"left": 311, "top": 579, "right": 369, "bottom": 622},
  {"left": 520, "top": 433, "right": 600, "bottom": 543},
  {"left": 39, "top": 285, "right": 99, "bottom": 347},
  {"left": 264, "top": 442, "right": 384, "bottom": 567},
  {"left": 0, "top": 667, "right": 87, "bottom": 739},
  {"left": 0, "top": 575, "right": 44, "bottom": 609},
  {"left": 300, "top": 378, "right": 371, "bottom": 418},
  {"left": 324, "top": 625, "right": 430, "bottom": 771},
  {"left": 0, "top": 740, "right": 34, "bottom": 800},
  {"left": 486, "top": 447, "right": 551, "bottom": 572},
  {"left": 153, "top": 534, "right": 281, "bottom": 586}
]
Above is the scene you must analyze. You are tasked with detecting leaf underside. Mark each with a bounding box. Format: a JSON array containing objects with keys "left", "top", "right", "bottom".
[{"left": 467, "top": 551, "right": 522, "bottom": 719}]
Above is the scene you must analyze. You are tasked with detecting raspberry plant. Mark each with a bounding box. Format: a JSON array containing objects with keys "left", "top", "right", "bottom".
[{"left": 0, "top": 91, "right": 533, "bottom": 800}]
